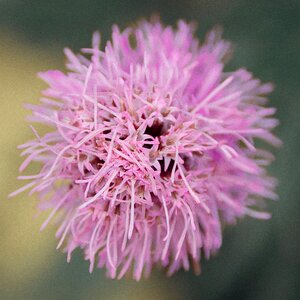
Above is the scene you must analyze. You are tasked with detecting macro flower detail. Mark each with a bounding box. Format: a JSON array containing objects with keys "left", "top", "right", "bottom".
[{"left": 11, "top": 20, "right": 280, "bottom": 280}]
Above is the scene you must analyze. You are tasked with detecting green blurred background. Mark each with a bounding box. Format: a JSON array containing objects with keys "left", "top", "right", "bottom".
[{"left": 0, "top": 1, "right": 299, "bottom": 299}]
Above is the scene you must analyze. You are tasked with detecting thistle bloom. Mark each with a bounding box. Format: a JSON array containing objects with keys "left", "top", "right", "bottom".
[{"left": 11, "top": 20, "right": 280, "bottom": 280}]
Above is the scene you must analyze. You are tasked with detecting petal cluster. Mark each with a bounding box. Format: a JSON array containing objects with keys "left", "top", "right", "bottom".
[{"left": 12, "top": 20, "right": 280, "bottom": 280}]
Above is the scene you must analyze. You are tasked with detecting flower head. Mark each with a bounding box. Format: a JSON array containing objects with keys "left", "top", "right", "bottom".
[{"left": 11, "top": 20, "right": 280, "bottom": 280}]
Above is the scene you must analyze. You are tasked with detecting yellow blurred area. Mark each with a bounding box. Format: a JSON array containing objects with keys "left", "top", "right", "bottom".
[
  {"left": 0, "top": 31, "right": 61, "bottom": 289},
  {"left": 0, "top": 31, "right": 178, "bottom": 299}
]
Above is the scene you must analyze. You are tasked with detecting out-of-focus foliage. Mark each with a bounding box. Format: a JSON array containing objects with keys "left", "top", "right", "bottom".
[{"left": 0, "top": 1, "right": 299, "bottom": 299}]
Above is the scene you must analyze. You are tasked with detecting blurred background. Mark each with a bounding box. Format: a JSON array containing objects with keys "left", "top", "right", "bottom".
[{"left": 0, "top": 1, "right": 299, "bottom": 299}]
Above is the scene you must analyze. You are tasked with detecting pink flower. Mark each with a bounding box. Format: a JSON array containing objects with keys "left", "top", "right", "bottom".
[{"left": 11, "top": 20, "right": 280, "bottom": 280}]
